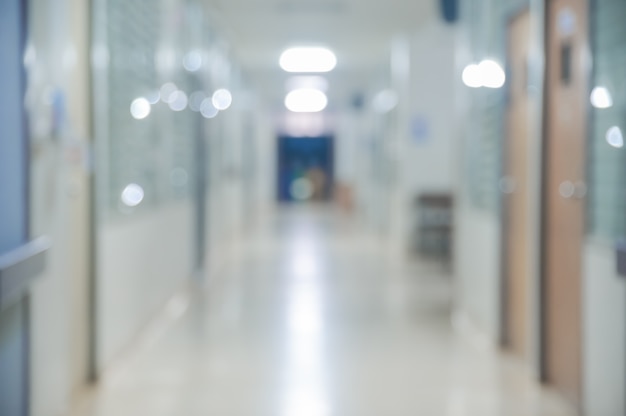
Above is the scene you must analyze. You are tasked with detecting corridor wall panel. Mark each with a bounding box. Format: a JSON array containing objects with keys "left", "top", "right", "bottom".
[
  {"left": 92, "top": 0, "right": 202, "bottom": 368},
  {"left": 23, "top": 0, "right": 94, "bottom": 414},
  {"left": 583, "top": 1, "right": 626, "bottom": 414},
  {"left": 588, "top": 0, "right": 626, "bottom": 240},
  {"left": 462, "top": 0, "right": 505, "bottom": 214},
  {"left": 92, "top": 0, "right": 256, "bottom": 369}
]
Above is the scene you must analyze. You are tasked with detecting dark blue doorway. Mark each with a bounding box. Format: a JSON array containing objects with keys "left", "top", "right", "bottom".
[{"left": 277, "top": 136, "right": 334, "bottom": 202}]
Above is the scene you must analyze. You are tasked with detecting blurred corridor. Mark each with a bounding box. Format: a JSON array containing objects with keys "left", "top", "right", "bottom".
[
  {"left": 69, "top": 207, "right": 574, "bottom": 416},
  {"left": 2, "top": 0, "right": 626, "bottom": 415}
]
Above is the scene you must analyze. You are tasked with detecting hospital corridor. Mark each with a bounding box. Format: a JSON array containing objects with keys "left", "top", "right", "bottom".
[
  {"left": 68, "top": 207, "right": 574, "bottom": 416},
  {"left": 1, "top": 0, "right": 626, "bottom": 416}
]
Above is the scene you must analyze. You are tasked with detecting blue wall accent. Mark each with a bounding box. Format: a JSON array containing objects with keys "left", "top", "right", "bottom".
[
  {"left": 0, "top": 1, "right": 29, "bottom": 416},
  {"left": 0, "top": 0, "right": 27, "bottom": 253}
]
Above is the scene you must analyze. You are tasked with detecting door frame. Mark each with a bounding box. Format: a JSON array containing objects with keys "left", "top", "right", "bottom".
[
  {"left": 499, "top": 4, "right": 532, "bottom": 350},
  {"left": 86, "top": 0, "right": 98, "bottom": 383},
  {"left": 21, "top": 4, "right": 30, "bottom": 412}
]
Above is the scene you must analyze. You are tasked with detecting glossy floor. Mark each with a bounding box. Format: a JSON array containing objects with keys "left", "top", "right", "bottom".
[{"left": 71, "top": 206, "right": 576, "bottom": 416}]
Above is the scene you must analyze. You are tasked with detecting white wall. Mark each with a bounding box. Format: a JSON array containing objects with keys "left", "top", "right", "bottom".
[
  {"left": 348, "top": 109, "right": 379, "bottom": 228},
  {"left": 27, "top": 0, "right": 92, "bottom": 414},
  {"left": 454, "top": 204, "right": 501, "bottom": 338},
  {"left": 451, "top": 0, "right": 502, "bottom": 344},
  {"left": 391, "top": 21, "right": 458, "bottom": 251},
  {"left": 253, "top": 108, "right": 277, "bottom": 217},
  {"left": 405, "top": 21, "right": 457, "bottom": 194},
  {"left": 204, "top": 100, "right": 274, "bottom": 277},
  {"left": 344, "top": 20, "right": 458, "bottom": 246},
  {"left": 583, "top": 241, "right": 626, "bottom": 416},
  {"left": 98, "top": 202, "right": 193, "bottom": 368},
  {"left": 335, "top": 114, "right": 359, "bottom": 187}
]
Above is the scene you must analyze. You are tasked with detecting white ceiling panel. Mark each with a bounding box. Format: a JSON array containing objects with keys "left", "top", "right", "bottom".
[{"left": 204, "top": 0, "right": 437, "bottom": 110}]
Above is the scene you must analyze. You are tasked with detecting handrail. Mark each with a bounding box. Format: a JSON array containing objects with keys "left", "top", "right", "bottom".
[{"left": 0, "top": 236, "right": 50, "bottom": 310}]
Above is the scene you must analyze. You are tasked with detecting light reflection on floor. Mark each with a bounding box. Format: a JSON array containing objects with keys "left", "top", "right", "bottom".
[
  {"left": 283, "top": 231, "right": 328, "bottom": 416},
  {"left": 70, "top": 206, "right": 577, "bottom": 416}
]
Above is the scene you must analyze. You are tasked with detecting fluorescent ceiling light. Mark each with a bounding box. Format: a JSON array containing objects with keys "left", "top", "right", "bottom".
[
  {"left": 280, "top": 47, "right": 337, "bottom": 73},
  {"left": 285, "top": 89, "right": 328, "bottom": 113}
]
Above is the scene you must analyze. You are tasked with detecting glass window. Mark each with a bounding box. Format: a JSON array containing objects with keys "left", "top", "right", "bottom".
[{"left": 588, "top": 0, "right": 626, "bottom": 239}]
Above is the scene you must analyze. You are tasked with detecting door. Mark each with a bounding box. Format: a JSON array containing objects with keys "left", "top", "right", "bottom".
[
  {"left": 0, "top": 0, "right": 30, "bottom": 415},
  {"left": 502, "top": 8, "right": 532, "bottom": 358},
  {"left": 542, "top": 0, "right": 588, "bottom": 406},
  {"left": 277, "top": 136, "right": 334, "bottom": 202}
]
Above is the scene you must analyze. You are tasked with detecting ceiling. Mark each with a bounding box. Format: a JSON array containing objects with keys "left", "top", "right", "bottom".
[{"left": 204, "top": 0, "right": 437, "bottom": 112}]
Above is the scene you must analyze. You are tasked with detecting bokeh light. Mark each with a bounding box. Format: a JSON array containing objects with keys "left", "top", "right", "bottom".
[
  {"left": 130, "top": 98, "right": 151, "bottom": 120},
  {"left": 121, "top": 184, "right": 145, "bottom": 207},
  {"left": 212, "top": 89, "right": 233, "bottom": 110}
]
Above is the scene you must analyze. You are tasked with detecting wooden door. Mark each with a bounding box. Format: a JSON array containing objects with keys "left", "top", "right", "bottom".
[
  {"left": 543, "top": 0, "right": 588, "bottom": 406},
  {"left": 502, "top": 9, "right": 532, "bottom": 358}
]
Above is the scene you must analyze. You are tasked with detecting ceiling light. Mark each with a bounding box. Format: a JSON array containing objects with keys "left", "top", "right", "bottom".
[
  {"left": 285, "top": 89, "right": 328, "bottom": 113},
  {"left": 280, "top": 47, "right": 337, "bottom": 73}
]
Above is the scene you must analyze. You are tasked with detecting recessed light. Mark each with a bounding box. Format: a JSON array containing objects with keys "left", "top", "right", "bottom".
[
  {"left": 280, "top": 47, "right": 337, "bottom": 73},
  {"left": 285, "top": 89, "right": 328, "bottom": 112}
]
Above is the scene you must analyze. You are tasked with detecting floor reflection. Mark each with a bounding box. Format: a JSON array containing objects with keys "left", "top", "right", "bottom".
[
  {"left": 283, "top": 228, "right": 329, "bottom": 416},
  {"left": 70, "top": 206, "right": 577, "bottom": 416}
]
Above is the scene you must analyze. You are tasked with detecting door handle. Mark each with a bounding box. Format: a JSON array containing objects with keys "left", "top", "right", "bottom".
[
  {"left": 559, "top": 180, "right": 586, "bottom": 199},
  {"left": 499, "top": 176, "right": 516, "bottom": 194}
]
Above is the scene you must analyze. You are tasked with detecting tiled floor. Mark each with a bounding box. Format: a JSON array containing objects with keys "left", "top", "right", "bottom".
[{"left": 71, "top": 206, "right": 576, "bottom": 416}]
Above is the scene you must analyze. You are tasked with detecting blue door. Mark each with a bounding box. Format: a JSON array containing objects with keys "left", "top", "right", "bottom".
[
  {"left": 277, "top": 136, "right": 334, "bottom": 202},
  {"left": 0, "top": 0, "right": 30, "bottom": 415}
]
